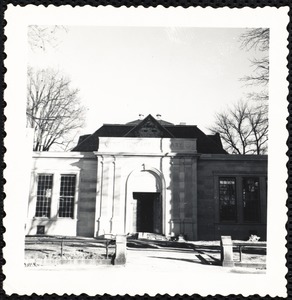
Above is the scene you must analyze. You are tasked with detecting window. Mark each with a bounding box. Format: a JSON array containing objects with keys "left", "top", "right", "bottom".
[
  {"left": 219, "top": 178, "right": 237, "bottom": 221},
  {"left": 243, "top": 177, "right": 260, "bottom": 222},
  {"left": 35, "top": 174, "right": 53, "bottom": 217},
  {"left": 58, "top": 175, "right": 76, "bottom": 218}
]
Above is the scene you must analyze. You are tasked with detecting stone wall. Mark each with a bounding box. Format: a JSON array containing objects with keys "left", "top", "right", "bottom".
[
  {"left": 197, "top": 154, "right": 267, "bottom": 241},
  {"left": 26, "top": 149, "right": 268, "bottom": 241},
  {"left": 26, "top": 152, "right": 97, "bottom": 237},
  {"left": 168, "top": 156, "right": 198, "bottom": 241},
  {"left": 76, "top": 157, "right": 97, "bottom": 237}
]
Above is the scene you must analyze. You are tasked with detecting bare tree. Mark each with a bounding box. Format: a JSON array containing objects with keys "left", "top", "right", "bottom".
[
  {"left": 247, "top": 106, "right": 268, "bottom": 154},
  {"left": 209, "top": 100, "right": 268, "bottom": 155},
  {"left": 27, "top": 68, "right": 86, "bottom": 151},
  {"left": 239, "top": 28, "right": 269, "bottom": 103},
  {"left": 240, "top": 28, "right": 269, "bottom": 52},
  {"left": 28, "top": 25, "right": 68, "bottom": 51}
]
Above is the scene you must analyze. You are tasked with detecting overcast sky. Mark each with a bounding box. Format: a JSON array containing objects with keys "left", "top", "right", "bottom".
[{"left": 27, "top": 26, "right": 265, "bottom": 136}]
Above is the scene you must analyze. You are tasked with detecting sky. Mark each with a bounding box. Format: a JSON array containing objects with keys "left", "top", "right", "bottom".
[{"left": 27, "top": 26, "right": 265, "bottom": 138}]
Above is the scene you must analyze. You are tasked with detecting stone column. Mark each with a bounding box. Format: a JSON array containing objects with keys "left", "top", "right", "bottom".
[{"left": 220, "top": 236, "right": 235, "bottom": 267}]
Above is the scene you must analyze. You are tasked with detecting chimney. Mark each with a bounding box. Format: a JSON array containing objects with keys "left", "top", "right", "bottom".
[
  {"left": 179, "top": 122, "right": 186, "bottom": 125},
  {"left": 156, "top": 114, "right": 161, "bottom": 120},
  {"left": 139, "top": 114, "right": 144, "bottom": 120}
]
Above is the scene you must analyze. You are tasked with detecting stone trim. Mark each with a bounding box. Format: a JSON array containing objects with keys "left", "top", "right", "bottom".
[
  {"left": 32, "top": 152, "right": 96, "bottom": 159},
  {"left": 200, "top": 154, "right": 267, "bottom": 161}
]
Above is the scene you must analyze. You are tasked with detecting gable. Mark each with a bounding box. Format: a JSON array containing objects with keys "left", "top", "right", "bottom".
[{"left": 124, "top": 114, "right": 174, "bottom": 138}]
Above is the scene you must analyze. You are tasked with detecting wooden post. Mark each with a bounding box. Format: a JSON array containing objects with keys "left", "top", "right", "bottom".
[
  {"left": 220, "top": 236, "right": 234, "bottom": 267},
  {"left": 114, "top": 235, "right": 127, "bottom": 265}
]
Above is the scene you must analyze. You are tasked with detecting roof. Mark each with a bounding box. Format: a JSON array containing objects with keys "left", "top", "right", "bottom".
[{"left": 72, "top": 114, "right": 227, "bottom": 154}]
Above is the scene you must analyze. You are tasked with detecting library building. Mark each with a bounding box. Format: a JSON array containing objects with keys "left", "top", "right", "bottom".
[{"left": 25, "top": 114, "right": 267, "bottom": 241}]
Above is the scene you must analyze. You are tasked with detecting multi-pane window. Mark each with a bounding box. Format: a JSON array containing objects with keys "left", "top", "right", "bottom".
[
  {"left": 35, "top": 174, "right": 53, "bottom": 217},
  {"left": 243, "top": 177, "right": 260, "bottom": 222},
  {"left": 58, "top": 175, "right": 76, "bottom": 218},
  {"left": 219, "top": 178, "right": 237, "bottom": 221}
]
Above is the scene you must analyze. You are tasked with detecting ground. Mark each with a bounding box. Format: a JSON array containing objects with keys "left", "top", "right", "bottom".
[
  {"left": 25, "top": 236, "right": 115, "bottom": 261},
  {"left": 25, "top": 235, "right": 266, "bottom": 271}
]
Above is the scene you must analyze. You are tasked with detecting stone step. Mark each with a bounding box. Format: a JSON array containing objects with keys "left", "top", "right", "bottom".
[{"left": 137, "top": 232, "right": 168, "bottom": 241}]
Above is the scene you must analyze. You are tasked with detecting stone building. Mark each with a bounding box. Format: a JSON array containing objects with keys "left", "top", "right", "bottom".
[{"left": 25, "top": 114, "right": 267, "bottom": 241}]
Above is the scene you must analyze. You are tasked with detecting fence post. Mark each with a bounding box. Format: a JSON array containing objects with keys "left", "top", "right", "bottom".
[
  {"left": 220, "top": 236, "right": 234, "bottom": 267},
  {"left": 114, "top": 234, "right": 127, "bottom": 265},
  {"left": 61, "top": 239, "right": 64, "bottom": 259}
]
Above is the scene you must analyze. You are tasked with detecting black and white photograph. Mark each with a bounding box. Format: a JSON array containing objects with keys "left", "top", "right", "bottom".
[{"left": 3, "top": 5, "right": 288, "bottom": 297}]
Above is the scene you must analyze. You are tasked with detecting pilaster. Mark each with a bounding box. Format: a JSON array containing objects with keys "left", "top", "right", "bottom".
[
  {"left": 110, "top": 158, "right": 124, "bottom": 234},
  {"left": 161, "top": 156, "right": 171, "bottom": 236},
  {"left": 97, "top": 156, "right": 116, "bottom": 236},
  {"left": 179, "top": 158, "right": 185, "bottom": 233},
  {"left": 191, "top": 157, "right": 198, "bottom": 240}
]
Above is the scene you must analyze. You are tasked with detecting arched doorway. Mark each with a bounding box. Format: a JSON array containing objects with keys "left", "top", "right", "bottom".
[{"left": 125, "top": 167, "right": 164, "bottom": 234}]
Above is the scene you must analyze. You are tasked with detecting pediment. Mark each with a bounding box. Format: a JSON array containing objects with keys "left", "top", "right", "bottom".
[{"left": 124, "top": 114, "right": 174, "bottom": 138}]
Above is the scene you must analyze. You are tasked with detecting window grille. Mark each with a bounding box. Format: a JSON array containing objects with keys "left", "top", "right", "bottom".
[
  {"left": 59, "top": 174, "right": 76, "bottom": 218},
  {"left": 219, "top": 177, "right": 237, "bottom": 221},
  {"left": 243, "top": 177, "right": 260, "bottom": 222},
  {"left": 35, "top": 174, "right": 53, "bottom": 217}
]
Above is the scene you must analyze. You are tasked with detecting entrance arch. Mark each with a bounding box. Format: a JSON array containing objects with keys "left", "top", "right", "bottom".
[{"left": 125, "top": 166, "right": 165, "bottom": 235}]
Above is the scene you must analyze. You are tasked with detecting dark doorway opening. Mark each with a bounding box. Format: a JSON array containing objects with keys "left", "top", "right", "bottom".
[{"left": 133, "top": 192, "right": 162, "bottom": 234}]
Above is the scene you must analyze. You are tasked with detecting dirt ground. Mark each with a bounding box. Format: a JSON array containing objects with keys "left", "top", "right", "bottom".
[{"left": 25, "top": 236, "right": 115, "bottom": 260}]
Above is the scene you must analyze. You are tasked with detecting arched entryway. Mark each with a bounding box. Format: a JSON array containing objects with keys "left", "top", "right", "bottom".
[{"left": 125, "top": 167, "right": 165, "bottom": 235}]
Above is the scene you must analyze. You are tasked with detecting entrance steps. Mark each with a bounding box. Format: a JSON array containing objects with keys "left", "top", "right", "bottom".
[{"left": 132, "top": 232, "right": 169, "bottom": 241}]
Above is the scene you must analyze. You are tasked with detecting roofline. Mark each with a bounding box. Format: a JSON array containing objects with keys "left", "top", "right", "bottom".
[
  {"left": 32, "top": 151, "right": 96, "bottom": 159},
  {"left": 101, "top": 123, "right": 198, "bottom": 127},
  {"left": 164, "top": 124, "right": 198, "bottom": 127},
  {"left": 199, "top": 154, "right": 268, "bottom": 161},
  {"left": 101, "top": 123, "right": 135, "bottom": 126}
]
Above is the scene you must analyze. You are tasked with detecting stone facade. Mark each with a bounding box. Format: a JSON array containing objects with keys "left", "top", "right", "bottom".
[
  {"left": 197, "top": 154, "right": 267, "bottom": 240},
  {"left": 25, "top": 138, "right": 267, "bottom": 241}
]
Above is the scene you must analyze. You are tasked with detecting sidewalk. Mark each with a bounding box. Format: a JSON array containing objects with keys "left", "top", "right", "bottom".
[{"left": 21, "top": 244, "right": 266, "bottom": 296}]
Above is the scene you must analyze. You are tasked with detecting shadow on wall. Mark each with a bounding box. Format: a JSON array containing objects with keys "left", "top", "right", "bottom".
[
  {"left": 70, "top": 159, "right": 97, "bottom": 237},
  {"left": 168, "top": 138, "right": 197, "bottom": 241}
]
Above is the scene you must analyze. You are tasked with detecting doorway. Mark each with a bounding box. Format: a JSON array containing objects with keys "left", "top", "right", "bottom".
[{"left": 133, "top": 192, "right": 162, "bottom": 233}]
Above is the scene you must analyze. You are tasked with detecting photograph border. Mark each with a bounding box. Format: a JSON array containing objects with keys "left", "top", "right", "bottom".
[{"left": 1, "top": 1, "right": 291, "bottom": 298}]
